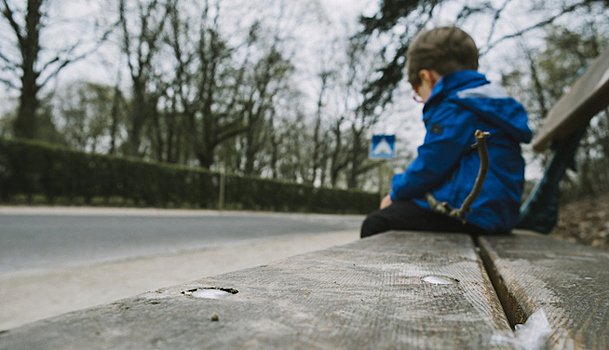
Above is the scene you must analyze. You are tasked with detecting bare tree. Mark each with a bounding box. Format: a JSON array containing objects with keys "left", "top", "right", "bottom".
[
  {"left": 118, "top": 0, "right": 171, "bottom": 157},
  {"left": 237, "top": 44, "right": 294, "bottom": 176},
  {"left": 265, "top": 89, "right": 306, "bottom": 181},
  {"left": 298, "top": 69, "right": 331, "bottom": 185},
  {"left": 163, "top": 0, "right": 246, "bottom": 169},
  {"left": 52, "top": 81, "right": 124, "bottom": 153},
  {"left": 328, "top": 39, "right": 383, "bottom": 189},
  {"left": 0, "top": 0, "right": 106, "bottom": 139}
]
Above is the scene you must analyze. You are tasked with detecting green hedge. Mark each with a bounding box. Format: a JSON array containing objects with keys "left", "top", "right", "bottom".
[{"left": 0, "top": 138, "right": 379, "bottom": 214}]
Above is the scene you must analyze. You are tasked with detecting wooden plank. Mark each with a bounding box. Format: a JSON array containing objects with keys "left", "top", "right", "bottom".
[
  {"left": 532, "top": 46, "right": 609, "bottom": 152},
  {"left": 479, "top": 231, "right": 609, "bottom": 349},
  {"left": 0, "top": 232, "right": 517, "bottom": 349}
]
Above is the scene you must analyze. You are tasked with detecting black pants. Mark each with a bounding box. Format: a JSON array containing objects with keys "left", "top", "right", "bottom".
[{"left": 360, "top": 200, "right": 486, "bottom": 238}]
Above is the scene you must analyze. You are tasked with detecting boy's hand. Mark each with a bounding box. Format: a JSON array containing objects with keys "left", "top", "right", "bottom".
[{"left": 380, "top": 194, "right": 393, "bottom": 209}]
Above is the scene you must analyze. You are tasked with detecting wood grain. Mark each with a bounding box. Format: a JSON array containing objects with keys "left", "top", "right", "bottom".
[
  {"left": 479, "top": 231, "right": 609, "bottom": 349},
  {"left": 1, "top": 231, "right": 516, "bottom": 349}
]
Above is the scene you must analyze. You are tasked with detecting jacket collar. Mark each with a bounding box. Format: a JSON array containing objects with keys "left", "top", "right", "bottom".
[{"left": 425, "top": 70, "right": 489, "bottom": 107}]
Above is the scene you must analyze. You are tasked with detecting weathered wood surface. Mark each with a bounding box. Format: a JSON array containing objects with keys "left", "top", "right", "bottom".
[
  {"left": 0, "top": 231, "right": 517, "bottom": 350},
  {"left": 532, "top": 46, "right": 609, "bottom": 152},
  {"left": 479, "top": 232, "right": 609, "bottom": 349}
]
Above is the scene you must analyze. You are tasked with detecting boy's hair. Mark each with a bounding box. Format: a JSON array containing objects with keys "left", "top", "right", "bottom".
[{"left": 406, "top": 27, "right": 479, "bottom": 86}]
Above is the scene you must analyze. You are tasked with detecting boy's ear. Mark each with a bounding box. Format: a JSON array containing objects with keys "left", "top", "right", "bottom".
[
  {"left": 419, "top": 69, "right": 441, "bottom": 85},
  {"left": 418, "top": 69, "right": 429, "bottom": 83}
]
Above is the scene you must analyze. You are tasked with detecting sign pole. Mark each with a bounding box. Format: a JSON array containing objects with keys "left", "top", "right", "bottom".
[
  {"left": 370, "top": 135, "right": 396, "bottom": 206},
  {"left": 219, "top": 165, "right": 225, "bottom": 211},
  {"left": 378, "top": 162, "right": 383, "bottom": 202}
]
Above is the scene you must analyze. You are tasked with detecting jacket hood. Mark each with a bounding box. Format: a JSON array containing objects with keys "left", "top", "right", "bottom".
[{"left": 427, "top": 70, "right": 532, "bottom": 144}]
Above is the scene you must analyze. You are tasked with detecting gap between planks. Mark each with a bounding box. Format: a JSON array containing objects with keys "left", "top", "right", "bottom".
[{"left": 473, "top": 235, "right": 525, "bottom": 330}]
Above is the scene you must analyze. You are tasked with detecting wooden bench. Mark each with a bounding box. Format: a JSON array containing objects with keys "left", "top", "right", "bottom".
[
  {"left": 479, "top": 232, "right": 609, "bottom": 349},
  {"left": 2, "top": 46, "right": 609, "bottom": 350},
  {"left": 0, "top": 232, "right": 511, "bottom": 349},
  {"left": 1, "top": 231, "right": 607, "bottom": 349}
]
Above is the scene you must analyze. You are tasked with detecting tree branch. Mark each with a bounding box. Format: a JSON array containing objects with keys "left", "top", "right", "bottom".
[
  {"left": 1, "top": 0, "right": 24, "bottom": 45},
  {"left": 426, "top": 130, "right": 491, "bottom": 223},
  {"left": 484, "top": 0, "right": 512, "bottom": 49},
  {"left": 0, "top": 76, "right": 17, "bottom": 89},
  {"left": 38, "top": 40, "right": 105, "bottom": 89},
  {"left": 480, "top": 1, "right": 589, "bottom": 56},
  {"left": 216, "top": 118, "right": 248, "bottom": 142},
  {"left": 0, "top": 50, "right": 17, "bottom": 67}
]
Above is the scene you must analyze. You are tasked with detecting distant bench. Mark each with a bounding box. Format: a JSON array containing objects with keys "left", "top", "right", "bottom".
[
  {"left": 2, "top": 49, "right": 609, "bottom": 350},
  {"left": 517, "top": 45, "right": 609, "bottom": 233}
]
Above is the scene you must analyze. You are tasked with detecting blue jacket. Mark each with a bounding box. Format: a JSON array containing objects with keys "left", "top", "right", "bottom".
[{"left": 390, "top": 70, "right": 532, "bottom": 233}]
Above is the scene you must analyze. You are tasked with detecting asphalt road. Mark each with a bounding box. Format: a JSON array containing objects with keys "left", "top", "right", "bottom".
[{"left": 0, "top": 208, "right": 364, "bottom": 275}]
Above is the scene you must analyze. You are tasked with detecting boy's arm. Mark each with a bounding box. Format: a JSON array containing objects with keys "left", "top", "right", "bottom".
[{"left": 390, "top": 104, "right": 478, "bottom": 201}]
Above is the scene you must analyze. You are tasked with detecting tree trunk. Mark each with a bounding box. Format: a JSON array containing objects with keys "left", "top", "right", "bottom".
[
  {"left": 12, "top": 0, "right": 43, "bottom": 139},
  {"left": 14, "top": 83, "right": 39, "bottom": 139},
  {"left": 126, "top": 82, "right": 148, "bottom": 157}
]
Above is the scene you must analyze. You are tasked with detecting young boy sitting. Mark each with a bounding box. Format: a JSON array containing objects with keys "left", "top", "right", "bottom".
[{"left": 361, "top": 27, "right": 532, "bottom": 238}]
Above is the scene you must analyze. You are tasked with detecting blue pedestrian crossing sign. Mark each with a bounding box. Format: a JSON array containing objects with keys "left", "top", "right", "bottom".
[{"left": 370, "top": 135, "right": 396, "bottom": 159}]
